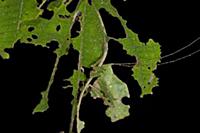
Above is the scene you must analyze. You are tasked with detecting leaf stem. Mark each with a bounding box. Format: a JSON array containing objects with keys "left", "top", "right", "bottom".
[
  {"left": 69, "top": 101, "right": 76, "bottom": 133},
  {"left": 76, "top": 77, "right": 93, "bottom": 126},
  {"left": 46, "top": 55, "right": 60, "bottom": 93}
]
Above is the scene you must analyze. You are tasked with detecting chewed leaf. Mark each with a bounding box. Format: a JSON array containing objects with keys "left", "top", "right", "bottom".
[
  {"left": 33, "top": 91, "right": 48, "bottom": 114},
  {"left": 0, "top": 0, "right": 73, "bottom": 58},
  {"left": 23, "top": 2, "right": 74, "bottom": 114},
  {"left": 20, "top": 2, "right": 72, "bottom": 57},
  {"left": 91, "top": 65, "right": 130, "bottom": 122},
  {"left": 118, "top": 31, "right": 161, "bottom": 97},
  {"left": 0, "top": 0, "right": 41, "bottom": 58},
  {"left": 77, "top": 118, "right": 85, "bottom": 133}
]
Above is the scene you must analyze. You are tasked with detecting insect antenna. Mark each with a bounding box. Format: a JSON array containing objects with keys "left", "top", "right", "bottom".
[{"left": 159, "top": 36, "right": 200, "bottom": 65}]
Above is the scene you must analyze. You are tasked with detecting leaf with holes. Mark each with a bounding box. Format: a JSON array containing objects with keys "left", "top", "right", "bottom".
[
  {"left": 0, "top": 0, "right": 41, "bottom": 58},
  {"left": 90, "top": 65, "right": 130, "bottom": 122},
  {"left": 19, "top": 2, "right": 72, "bottom": 57},
  {"left": 118, "top": 31, "right": 161, "bottom": 97},
  {"left": 0, "top": 1, "right": 76, "bottom": 113},
  {"left": 28, "top": 1, "right": 77, "bottom": 114}
]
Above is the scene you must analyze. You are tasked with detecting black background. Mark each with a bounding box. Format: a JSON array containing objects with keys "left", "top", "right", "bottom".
[{"left": 0, "top": 0, "right": 200, "bottom": 132}]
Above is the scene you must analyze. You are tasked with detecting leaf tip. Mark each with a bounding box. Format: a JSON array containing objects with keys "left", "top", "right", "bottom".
[
  {"left": 32, "top": 102, "right": 49, "bottom": 114},
  {"left": 32, "top": 91, "right": 49, "bottom": 114}
]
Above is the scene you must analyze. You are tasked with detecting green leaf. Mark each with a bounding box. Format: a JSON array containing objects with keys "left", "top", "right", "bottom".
[
  {"left": 90, "top": 65, "right": 130, "bottom": 122},
  {"left": 19, "top": 2, "right": 72, "bottom": 56},
  {"left": 22, "top": 1, "right": 75, "bottom": 113},
  {"left": 72, "top": 1, "right": 107, "bottom": 67},
  {"left": 118, "top": 31, "right": 161, "bottom": 97},
  {"left": 1, "top": 1, "right": 74, "bottom": 113},
  {"left": 0, "top": 0, "right": 41, "bottom": 58},
  {"left": 33, "top": 91, "right": 48, "bottom": 114}
]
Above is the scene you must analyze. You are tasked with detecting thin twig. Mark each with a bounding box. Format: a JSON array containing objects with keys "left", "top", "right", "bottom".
[
  {"left": 76, "top": 77, "right": 93, "bottom": 131},
  {"left": 46, "top": 55, "right": 59, "bottom": 94}
]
